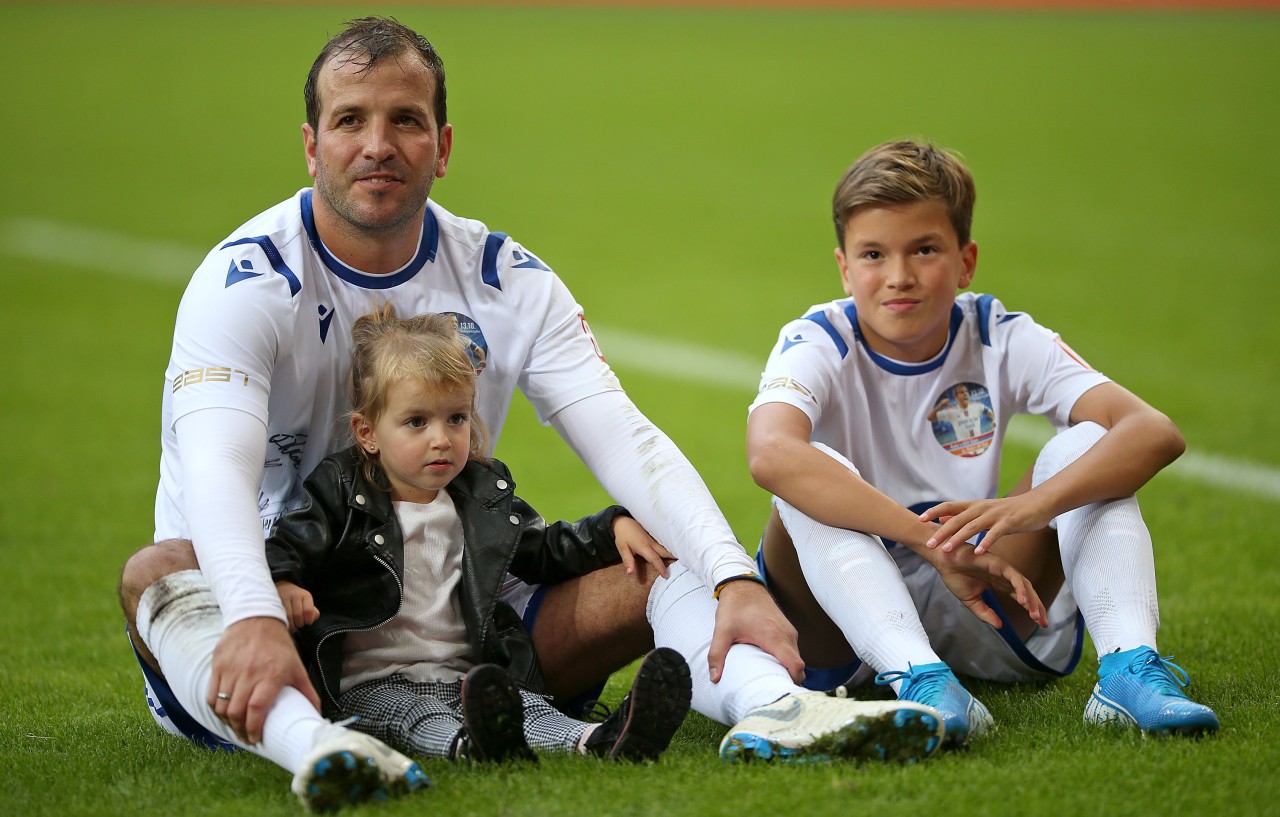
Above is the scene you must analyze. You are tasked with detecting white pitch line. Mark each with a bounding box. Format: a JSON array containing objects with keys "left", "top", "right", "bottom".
[{"left": 7, "top": 216, "right": 1279, "bottom": 502}]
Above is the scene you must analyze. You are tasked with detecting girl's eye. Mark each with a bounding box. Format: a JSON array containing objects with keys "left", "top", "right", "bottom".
[
  {"left": 405, "top": 417, "right": 424, "bottom": 428},
  {"left": 449, "top": 413, "right": 469, "bottom": 425}
]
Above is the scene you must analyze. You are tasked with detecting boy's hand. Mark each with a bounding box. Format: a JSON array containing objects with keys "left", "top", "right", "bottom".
[
  {"left": 925, "top": 544, "right": 1048, "bottom": 629},
  {"left": 611, "top": 515, "right": 673, "bottom": 580},
  {"left": 275, "top": 580, "right": 320, "bottom": 631},
  {"left": 921, "top": 494, "right": 1054, "bottom": 555}
]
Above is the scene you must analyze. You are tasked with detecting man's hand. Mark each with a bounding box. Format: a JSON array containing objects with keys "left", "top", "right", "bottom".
[
  {"left": 709, "top": 580, "right": 804, "bottom": 684},
  {"left": 208, "top": 616, "right": 321, "bottom": 745}
]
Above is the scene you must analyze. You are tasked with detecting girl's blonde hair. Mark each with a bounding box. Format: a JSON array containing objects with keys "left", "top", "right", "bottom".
[{"left": 349, "top": 305, "right": 489, "bottom": 486}]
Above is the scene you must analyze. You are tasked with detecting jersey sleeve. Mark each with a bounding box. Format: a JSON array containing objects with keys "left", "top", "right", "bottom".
[
  {"left": 165, "top": 243, "right": 293, "bottom": 429},
  {"left": 748, "top": 314, "right": 846, "bottom": 427},
  {"left": 999, "top": 313, "right": 1111, "bottom": 430},
  {"left": 498, "top": 238, "right": 622, "bottom": 423}
]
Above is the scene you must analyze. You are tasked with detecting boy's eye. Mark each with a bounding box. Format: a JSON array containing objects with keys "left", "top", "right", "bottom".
[
  {"left": 862, "top": 250, "right": 882, "bottom": 261},
  {"left": 918, "top": 245, "right": 937, "bottom": 256}
]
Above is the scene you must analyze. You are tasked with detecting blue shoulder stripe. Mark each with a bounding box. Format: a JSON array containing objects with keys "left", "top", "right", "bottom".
[
  {"left": 803, "top": 310, "right": 849, "bottom": 359},
  {"left": 975, "top": 293, "right": 996, "bottom": 347},
  {"left": 482, "top": 232, "right": 508, "bottom": 291},
  {"left": 220, "top": 236, "right": 301, "bottom": 297}
]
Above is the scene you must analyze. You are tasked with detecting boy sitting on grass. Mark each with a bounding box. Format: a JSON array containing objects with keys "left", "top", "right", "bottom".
[{"left": 745, "top": 139, "right": 1218, "bottom": 745}]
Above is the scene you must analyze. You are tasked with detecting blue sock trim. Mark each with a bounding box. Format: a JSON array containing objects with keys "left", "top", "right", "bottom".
[{"left": 128, "top": 627, "right": 238, "bottom": 752}]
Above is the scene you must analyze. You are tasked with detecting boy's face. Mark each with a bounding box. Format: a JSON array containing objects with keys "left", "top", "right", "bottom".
[{"left": 835, "top": 199, "right": 977, "bottom": 363}]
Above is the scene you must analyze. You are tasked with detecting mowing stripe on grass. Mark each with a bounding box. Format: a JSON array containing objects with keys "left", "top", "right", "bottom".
[{"left": 5, "top": 216, "right": 1278, "bottom": 502}]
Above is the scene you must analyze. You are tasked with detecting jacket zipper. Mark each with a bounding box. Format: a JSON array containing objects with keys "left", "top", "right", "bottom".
[{"left": 313, "top": 550, "right": 403, "bottom": 708}]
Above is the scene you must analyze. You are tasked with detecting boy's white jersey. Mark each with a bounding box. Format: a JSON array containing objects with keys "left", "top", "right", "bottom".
[
  {"left": 749, "top": 292, "right": 1109, "bottom": 510},
  {"left": 156, "top": 189, "right": 620, "bottom": 540}
]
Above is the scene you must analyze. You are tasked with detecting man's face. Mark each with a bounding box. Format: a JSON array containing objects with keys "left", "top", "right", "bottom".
[{"left": 303, "top": 54, "right": 452, "bottom": 239}]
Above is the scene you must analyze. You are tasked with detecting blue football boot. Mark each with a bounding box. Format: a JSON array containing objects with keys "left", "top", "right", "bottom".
[
  {"left": 875, "top": 662, "right": 992, "bottom": 747},
  {"left": 1083, "top": 647, "right": 1219, "bottom": 736}
]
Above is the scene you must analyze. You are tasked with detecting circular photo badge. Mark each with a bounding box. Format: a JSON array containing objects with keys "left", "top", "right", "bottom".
[
  {"left": 443, "top": 312, "right": 489, "bottom": 375},
  {"left": 928, "top": 382, "right": 996, "bottom": 458}
]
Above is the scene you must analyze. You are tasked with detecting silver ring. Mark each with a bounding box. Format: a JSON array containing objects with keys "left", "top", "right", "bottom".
[{"left": 216, "top": 692, "right": 232, "bottom": 701}]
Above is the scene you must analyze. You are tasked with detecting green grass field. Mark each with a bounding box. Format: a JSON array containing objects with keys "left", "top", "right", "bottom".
[{"left": 2, "top": 3, "right": 1279, "bottom": 815}]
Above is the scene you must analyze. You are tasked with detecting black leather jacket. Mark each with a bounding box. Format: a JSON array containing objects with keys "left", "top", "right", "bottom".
[{"left": 265, "top": 446, "right": 626, "bottom": 715}]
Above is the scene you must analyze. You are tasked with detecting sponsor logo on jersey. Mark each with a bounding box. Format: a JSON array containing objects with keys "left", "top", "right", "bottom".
[
  {"left": 759, "top": 376, "right": 814, "bottom": 401},
  {"left": 929, "top": 382, "right": 996, "bottom": 458},
  {"left": 780, "top": 334, "right": 808, "bottom": 354},
  {"left": 442, "top": 312, "right": 490, "bottom": 374},
  {"left": 171, "top": 366, "right": 251, "bottom": 393},
  {"left": 578, "top": 313, "right": 606, "bottom": 362},
  {"left": 1053, "top": 337, "right": 1093, "bottom": 370},
  {"left": 317, "top": 304, "right": 335, "bottom": 344},
  {"left": 225, "top": 258, "right": 261, "bottom": 287},
  {"left": 511, "top": 247, "right": 551, "bottom": 271}
]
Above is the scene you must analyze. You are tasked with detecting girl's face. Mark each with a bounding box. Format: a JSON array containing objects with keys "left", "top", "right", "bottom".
[{"left": 353, "top": 377, "right": 472, "bottom": 503}]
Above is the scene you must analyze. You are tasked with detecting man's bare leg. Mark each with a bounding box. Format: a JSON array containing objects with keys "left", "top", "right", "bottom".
[
  {"left": 530, "top": 561, "right": 659, "bottom": 700},
  {"left": 118, "top": 539, "right": 200, "bottom": 672}
]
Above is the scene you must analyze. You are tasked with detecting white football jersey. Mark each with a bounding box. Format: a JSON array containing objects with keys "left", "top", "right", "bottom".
[
  {"left": 749, "top": 292, "right": 1110, "bottom": 511},
  {"left": 156, "top": 189, "right": 620, "bottom": 541}
]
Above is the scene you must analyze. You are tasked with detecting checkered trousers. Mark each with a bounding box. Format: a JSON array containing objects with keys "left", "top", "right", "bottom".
[{"left": 338, "top": 674, "right": 591, "bottom": 758}]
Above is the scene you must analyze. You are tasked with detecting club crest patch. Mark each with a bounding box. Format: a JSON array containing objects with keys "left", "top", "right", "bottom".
[{"left": 443, "top": 312, "right": 489, "bottom": 375}]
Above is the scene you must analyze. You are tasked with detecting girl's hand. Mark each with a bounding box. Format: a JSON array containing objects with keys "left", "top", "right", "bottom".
[
  {"left": 275, "top": 580, "right": 319, "bottom": 631},
  {"left": 611, "top": 515, "right": 673, "bottom": 580}
]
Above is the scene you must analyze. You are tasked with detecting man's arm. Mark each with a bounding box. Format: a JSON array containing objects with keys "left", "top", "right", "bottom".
[
  {"left": 550, "top": 391, "right": 804, "bottom": 683},
  {"left": 175, "top": 407, "right": 320, "bottom": 743}
]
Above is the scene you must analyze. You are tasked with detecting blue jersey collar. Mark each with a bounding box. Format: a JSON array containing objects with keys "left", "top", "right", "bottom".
[{"left": 301, "top": 189, "right": 439, "bottom": 290}]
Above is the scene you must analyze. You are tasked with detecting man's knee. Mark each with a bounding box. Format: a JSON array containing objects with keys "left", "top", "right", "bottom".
[{"left": 118, "top": 539, "right": 198, "bottom": 624}]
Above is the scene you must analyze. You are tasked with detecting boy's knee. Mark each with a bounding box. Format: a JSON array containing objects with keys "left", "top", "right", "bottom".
[
  {"left": 1033, "top": 422, "right": 1107, "bottom": 487},
  {"left": 118, "top": 539, "right": 198, "bottom": 623}
]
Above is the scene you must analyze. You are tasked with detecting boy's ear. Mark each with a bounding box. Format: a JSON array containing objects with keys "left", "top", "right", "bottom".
[
  {"left": 958, "top": 241, "right": 978, "bottom": 289},
  {"left": 834, "top": 246, "right": 854, "bottom": 297}
]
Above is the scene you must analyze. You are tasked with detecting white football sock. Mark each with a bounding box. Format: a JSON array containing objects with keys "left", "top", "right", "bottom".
[
  {"left": 135, "top": 569, "right": 327, "bottom": 772},
  {"left": 646, "top": 563, "right": 801, "bottom": 724},
  {"left": 774, "top": 443, "right": 940, "bottom": 693},
  {"left": 1033, "top": 422, "right": 1160, "bottom": 658}
]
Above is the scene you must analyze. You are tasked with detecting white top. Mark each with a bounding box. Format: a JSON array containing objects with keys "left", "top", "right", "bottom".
[
  {"left": 156, "top": 190, "right": 755, "bottom": 626},
  {"left": 341, "top": 492, "right": 472, "bottom": 690},
  {"left": 749, "top": 292, "right": 1110, "bottom": 511}
]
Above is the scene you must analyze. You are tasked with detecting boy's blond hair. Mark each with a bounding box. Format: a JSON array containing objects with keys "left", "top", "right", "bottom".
[
  {"left": 832, "top": 140, "right": 976, "bottom": 248},
  {"left": 349, "top": 305, "right": 490, "bottom": 486}
]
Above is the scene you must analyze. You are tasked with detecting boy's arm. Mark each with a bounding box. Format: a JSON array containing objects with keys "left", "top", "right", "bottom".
[
  {"left": 748, "top": 402, "right": 1046, "bottom": 629},
  {"left": 922, "top": 382, "right": 1184, "bottom": 554}
]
